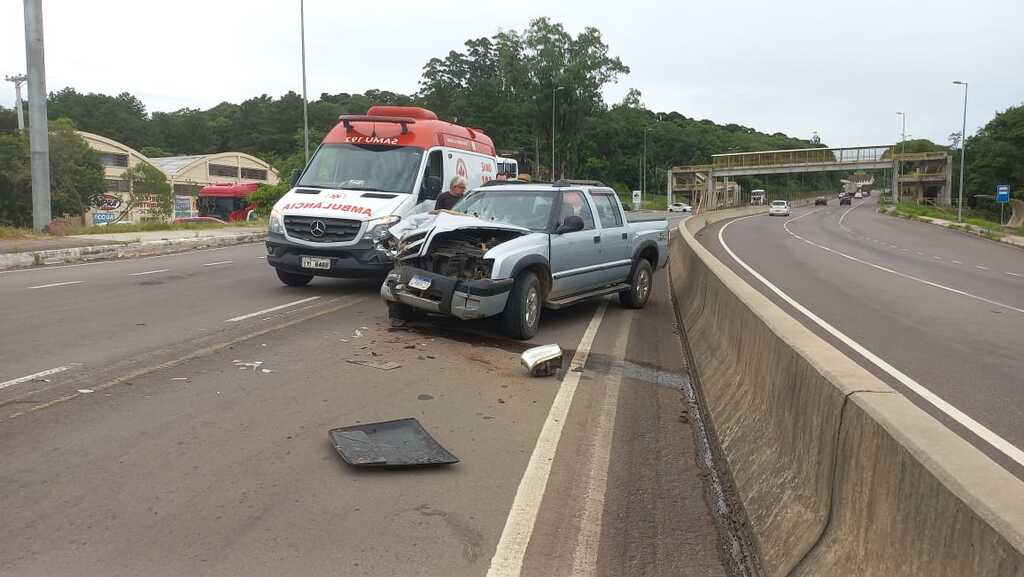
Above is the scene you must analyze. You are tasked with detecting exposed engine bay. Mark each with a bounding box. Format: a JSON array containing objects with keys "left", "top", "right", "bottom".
[{"left": 401, "top": 229, "right": 522, "bottom": 280}]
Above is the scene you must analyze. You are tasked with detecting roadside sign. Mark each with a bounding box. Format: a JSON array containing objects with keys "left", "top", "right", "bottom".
[
  {"left": 996, "top": 184, "right": 1010, "bottom": 204},
  {"left": 632, "top": 190, "right": 641, "bottom": 204}
]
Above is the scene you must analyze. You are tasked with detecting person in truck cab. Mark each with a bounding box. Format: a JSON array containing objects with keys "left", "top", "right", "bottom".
[{"left": 434, "top": 176, "right": 468, "bottom": 211}]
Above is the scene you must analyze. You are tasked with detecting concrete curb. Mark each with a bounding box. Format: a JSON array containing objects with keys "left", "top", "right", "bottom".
[
  {"left": 881, "top": 207, "right": 1024, "bottom": 251},
  {"left": 0, "top": 232, "right": 265, "bottom": 271},
  {"left": 671, "top": 208, "right": 1024, "bottom": 576}
]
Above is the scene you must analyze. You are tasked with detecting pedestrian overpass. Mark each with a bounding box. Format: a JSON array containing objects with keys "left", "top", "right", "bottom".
[{"left": 670, "top": 145, "right": 952, "bottom": 211}]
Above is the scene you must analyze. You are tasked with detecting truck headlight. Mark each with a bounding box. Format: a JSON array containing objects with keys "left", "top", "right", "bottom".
[{"left": 269, "top": 211, "right": 284, "bottom": 234}]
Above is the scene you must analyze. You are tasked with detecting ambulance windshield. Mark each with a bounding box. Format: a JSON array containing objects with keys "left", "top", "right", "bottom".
[{"left": 297, "top": 144, "right": 424, "bottom": 194}]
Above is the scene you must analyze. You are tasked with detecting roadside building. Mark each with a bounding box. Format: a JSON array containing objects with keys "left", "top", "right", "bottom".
[{"left": 76, "top": 131, "right": 279, "bottom": 224}]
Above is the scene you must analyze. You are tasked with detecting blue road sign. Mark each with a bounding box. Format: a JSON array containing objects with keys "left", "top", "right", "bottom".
[{"left": 996, "top": 184, "right": 1010, "bottom": 204}]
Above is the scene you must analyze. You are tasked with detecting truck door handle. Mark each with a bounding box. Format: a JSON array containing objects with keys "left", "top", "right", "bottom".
[
  {"left": 593, "top": 236, "right": 601, "bottom": 244},
  {"left": 621, "top": 232, "right": 628, "bottom": 240}
]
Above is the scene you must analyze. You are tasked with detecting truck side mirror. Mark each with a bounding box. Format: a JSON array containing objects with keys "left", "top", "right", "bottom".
[
  {"left": 289, "top": 169, "right": 301, "bottom": 187},
  {"left": 556, "top": 215, "right": 584, "bottom": 234},
  {"left": 422, "top": 176, "right": 442, "bottom": 200}
]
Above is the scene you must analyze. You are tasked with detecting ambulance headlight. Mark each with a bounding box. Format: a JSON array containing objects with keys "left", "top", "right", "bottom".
[
  {"left": 366, "top": 214, "right": 401, "bottom": 242},
  {"left": 269, "top": 211, "right": 285, "bottom": 235}
]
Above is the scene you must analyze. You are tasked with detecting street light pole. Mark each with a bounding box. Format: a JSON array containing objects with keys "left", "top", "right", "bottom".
[
  {"left": 551, "top": 86, "right": 563, "bottom": 181},
  {"left": 953, "top": 81, "right": 968, "bottom": 222},
  {"left": 23, "top": 0, "right": 51, "bottom": 230},
  {"left": 300, "top": 0, "right": 310, "bottom": 164},
  {"left": 4, "top": 74, "right": 27, "bottom": 132}
]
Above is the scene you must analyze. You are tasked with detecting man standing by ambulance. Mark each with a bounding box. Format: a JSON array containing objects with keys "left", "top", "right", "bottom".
[{"left": 434, "top": 176, "right": 468, "bottom": 211}]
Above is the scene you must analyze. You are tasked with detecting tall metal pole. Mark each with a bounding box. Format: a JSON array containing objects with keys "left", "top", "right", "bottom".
[
  {"left": 953, "top": 81, "right": 968, "bottom": 222},
  {"left": 896, "top": 112, "right": 906, "bottom": 204},
  {"left": 5, "top": 74, "right": 27, "bottom": 131},
  {"left": 300, "top": 0, "right": 310, "bottom": 164},
  {"left": 642, "top": 128, "right": 647, "bottom": 197},
  {"left": 24, "top": 0, "right": 50, "bottom": 230},
  {"left": 551, "top": 86, "right": 563, "bottom": 181}
]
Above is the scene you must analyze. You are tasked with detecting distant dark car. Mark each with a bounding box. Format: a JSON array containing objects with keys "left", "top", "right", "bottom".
[
  {"left": 840, "top": 196, "right": 852, "bottom": 206},
  {"left": 173, "top": 216, "right": 228, "bottom": 225},
  {"left": 815, "top": 196, "right": 827, "bottom": 206}
]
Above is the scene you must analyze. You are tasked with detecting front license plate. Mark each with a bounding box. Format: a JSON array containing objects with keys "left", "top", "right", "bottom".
[
  {"left": 408, "top": 275, "right": 432, "bottom": 291},
  {"left": 301, "top": 256, "right": 331, "bottom": 270}
]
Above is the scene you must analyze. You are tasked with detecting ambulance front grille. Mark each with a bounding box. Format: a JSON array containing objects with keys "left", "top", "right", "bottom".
[{"left": 284, "top": 216, "right": 362, "bottom": 243}]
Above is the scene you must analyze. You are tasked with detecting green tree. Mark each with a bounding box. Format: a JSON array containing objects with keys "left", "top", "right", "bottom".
[
  {"left": 965, "top": 104, "right": 1024, "bottom": 203},
  {"left": 47, "top": 118, "right": 105, "bottom": 217},
  {"left": 0, "top": 132, "right": 31, "bottom": 226},
  {"left": 114, "top": 163, "right": 172, "bottom": 223},
  {"left": 139, "top": 145, "right": 174, "bottom": 158}
]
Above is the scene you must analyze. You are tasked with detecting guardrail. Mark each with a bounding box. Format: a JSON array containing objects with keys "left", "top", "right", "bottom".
[{"left": 670, "top": 208, "right": 1024, "bottom": 576}]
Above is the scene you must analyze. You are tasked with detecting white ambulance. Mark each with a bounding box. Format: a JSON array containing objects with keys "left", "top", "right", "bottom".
[{"left": 266, "top": 106, "right": 498, "bottom": 285}]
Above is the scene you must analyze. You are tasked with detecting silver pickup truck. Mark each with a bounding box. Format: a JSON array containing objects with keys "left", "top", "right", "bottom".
[{"left": 379, "top": 181, "right": 668, "bottom": 339}]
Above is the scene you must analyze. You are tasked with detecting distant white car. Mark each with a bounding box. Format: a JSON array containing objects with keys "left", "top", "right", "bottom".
[
  {"left": 668, "top": 202, "right": 692, "bottom": 213},
  {"left": 854, "top": 191, "right": 864, "bottom": 199},
  {"left": 768, "top": 200, "right": 791, "bottom": 217}
]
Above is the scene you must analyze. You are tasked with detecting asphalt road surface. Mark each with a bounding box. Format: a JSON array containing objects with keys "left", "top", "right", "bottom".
[
  {"left": 0, "top": 239, "right": 726, "bottom": 576},
  {"left": 698, "top": 196, "right": 1024, "bottom": 479}
]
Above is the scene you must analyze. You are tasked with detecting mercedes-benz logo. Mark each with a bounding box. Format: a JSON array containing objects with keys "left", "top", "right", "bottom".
[{"left": 309, "top": 220, "right": 327, "bottom": 237}]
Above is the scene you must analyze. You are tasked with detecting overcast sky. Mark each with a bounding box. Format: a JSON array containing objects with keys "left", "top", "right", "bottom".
[{"left": 2, "top": 0, "right": 1021, "bottom": 148}]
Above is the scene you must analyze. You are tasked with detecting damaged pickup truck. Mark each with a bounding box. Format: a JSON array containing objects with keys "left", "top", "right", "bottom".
[{"left": 379, "top": 180, "right": 668, "bottom": 339}]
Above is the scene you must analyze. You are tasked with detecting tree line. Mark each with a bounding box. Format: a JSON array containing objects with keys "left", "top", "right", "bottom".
[{"left": 1, "top": 17, "right": 1020, "bottom": 227}]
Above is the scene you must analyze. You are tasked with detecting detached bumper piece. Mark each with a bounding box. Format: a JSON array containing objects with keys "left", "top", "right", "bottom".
[
  {"left": 328, "top": 418, "right": 459, "bottom": 468},
  {"left": 382, "top": 266, "right": 514, "bottom": 320}
]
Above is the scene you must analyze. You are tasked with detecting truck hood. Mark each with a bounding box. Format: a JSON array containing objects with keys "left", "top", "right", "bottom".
[
  {"left": 273, "top": 187, "right": 411, "bottom": 221},
  {"left": 393, "top": 211, "right": 531, "bottom": 240}
]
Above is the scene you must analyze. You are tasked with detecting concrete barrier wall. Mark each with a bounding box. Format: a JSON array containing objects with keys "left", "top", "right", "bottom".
[{"left": 672, "top": 209, "right": 1024, "bottom": 576}]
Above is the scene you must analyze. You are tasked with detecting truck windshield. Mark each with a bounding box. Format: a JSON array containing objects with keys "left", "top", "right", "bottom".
[
  {"left": 297, "top": 144, "right": 424, "bottom": 194},
  {"left": 452, "top": 190, "right": 555, "bottom": 231}
]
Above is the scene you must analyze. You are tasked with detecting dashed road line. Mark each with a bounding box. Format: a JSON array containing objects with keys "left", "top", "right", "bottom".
[
  {"left": 203, "top": 260, "right": 233, "bottom": 266},
  {"left": 128, "top": 268, "right": 170, "bottom": 276},
  {"left": 1008, "top": 272, "right": 1022, "bottom": 278},
  {"left": 27, "top": 281, "right": 83, "bottom": 289},
  {"left": 952, "top": 260, "right": 963, "bottom": 265},
  {"left": 0, "top": 365, "right": 77, "bottom": 391},
  {"left": 976, "top": 265, "right": 990, "bottom": 271},
  {"left": 224, "top": 296, "right": 322, "bottom": 323}
]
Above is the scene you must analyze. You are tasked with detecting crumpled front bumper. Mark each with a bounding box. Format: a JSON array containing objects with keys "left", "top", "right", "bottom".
[{"left": 381, "top": 266, "right": 514, "bottom": 320}]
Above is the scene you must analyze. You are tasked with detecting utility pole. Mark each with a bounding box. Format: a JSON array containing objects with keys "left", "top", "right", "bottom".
[
  {"left": 953, "top": 81, "right": 968, "bottom": 222},
  {"left": 24, "top": 0, "right": 51, "bottom": 230},
  {"left": 551, "top": 86, "right": 563, "bottom": 181},
  {"left": 4, "top": 74, "right": 27, "bottom": 132},
  {"left": 300, "top": 0, "right": 310, "bottom": 164},
  {"left": 896, "top": 112, "right": 906, "bottom": 204}
]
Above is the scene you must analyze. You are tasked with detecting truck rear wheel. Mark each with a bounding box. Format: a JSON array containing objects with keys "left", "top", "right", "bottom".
[
  {"left": 275, "top": 268, "right": 313, "bottom": 287},
  {"left": 619, "top": 259, "right": 653, "bottom": 309},
  {"left": 500, "top": 271, "right": 541, "bottom": 340}
]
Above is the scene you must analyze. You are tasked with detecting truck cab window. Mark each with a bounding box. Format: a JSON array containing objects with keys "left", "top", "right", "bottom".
[
  {"left": 560, "top": 191, "right": 595, "bottom": 230},
  {"left": 591, "top": 194, "right": 623, "bottom": 228}
]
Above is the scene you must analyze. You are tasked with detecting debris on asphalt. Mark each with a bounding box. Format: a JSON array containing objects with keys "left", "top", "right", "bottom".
[
  {"left": 261, "top": 369, "right": 273, "bottom": 374},
  {"left": 171, "top": 377, "right": 189, "bottom": 381},
  {"left": 521, "top": 344, "right": 564, "bottom": 377},
  {"left": 77, "top": 389, "right": 94, "bottom": 394},
  {"left": 232, "top": 360, "right": 264, "bottom": 371},
  {"left": 328, "top": 417, "right": 459, "bottom": 468},
  {"left": 346, "top": 359, "right": 401, "bottom": 371}
]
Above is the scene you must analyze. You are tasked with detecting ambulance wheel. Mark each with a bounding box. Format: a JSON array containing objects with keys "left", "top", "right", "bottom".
[{"left": 276, "top": 268, "right": 313, "bottom": 287}]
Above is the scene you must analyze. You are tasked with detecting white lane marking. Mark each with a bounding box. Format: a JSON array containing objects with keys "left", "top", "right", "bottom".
[
  {"left": 782, "top": 214, "right": 1024, "bottom": 315},
  {"left": 933, "top": 256, "right": 943, "bottom": 260},
  {"left": 1008, "top": 272, "right": 1022, "bottom": 278},
  {"left": 486, "top": 301, "right": 609, "bottom": 577},
  {"left": 27, "top": 280, "right": 83, "bottom": 289},
  {"left": 203, "top": 260, "right": 233, "bottom": 266},
  {"left": 976, "top": 265, "right": 990, "bottom": 271},
  {"left": 570, "top": 308, "right": 633, "bottom": 576},
  {"left": 953, "top": 260, "right": 963, "bottom": 265},
  {"left": 224, "top": 296, "right": 322, "bottom": 323},
  {"left": 838, "top": 204, "right": 858, "bottom": 233},
  {"left": 721, "top": 215, "right": 1024, "bottom": 467},
  {"left": 127, "top": 268, "right": 170, "bottom": 276},
  {"left": 0, "top": 365, "right": 76, "bottom": 391}
]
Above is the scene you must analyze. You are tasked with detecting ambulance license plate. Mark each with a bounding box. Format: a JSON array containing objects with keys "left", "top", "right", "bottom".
[
  {"left": 301, "top": 256, "right": 331, "bottom": 270},
  {"left": 408, "top": 275, "right": 432, "bottom": 291}
]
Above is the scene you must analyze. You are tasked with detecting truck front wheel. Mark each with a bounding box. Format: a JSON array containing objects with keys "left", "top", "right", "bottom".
[
  {"left": 500, "top": 271, "right": 541, "bottom": 340},
  {"left": 275, "top": 268, "right": 313, "bottom": 287},
  {"left": 619, "top": 259, "right": 653, "bottom": 309}
]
